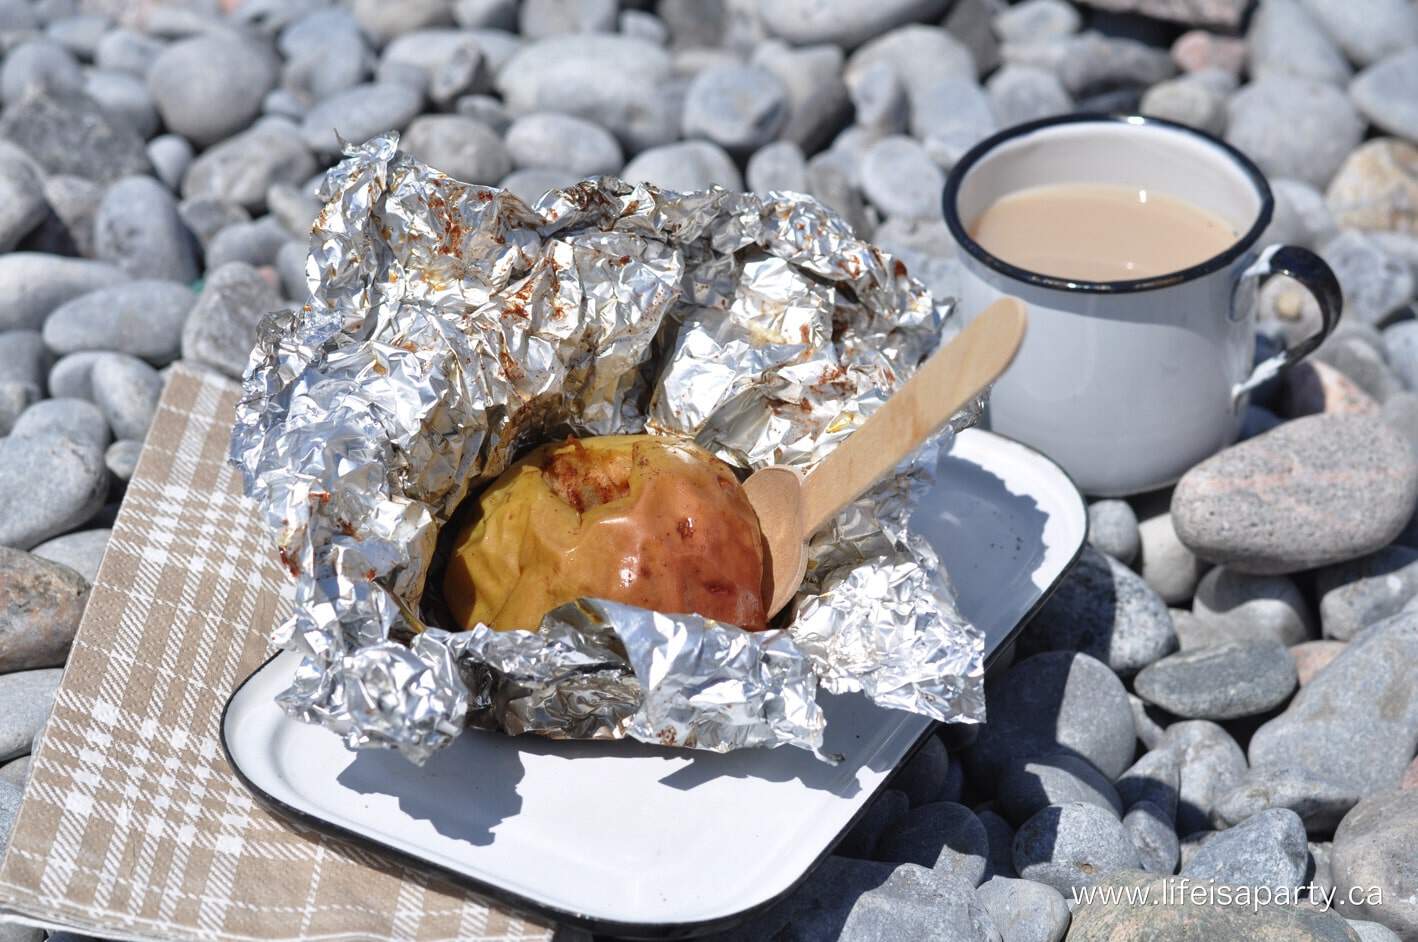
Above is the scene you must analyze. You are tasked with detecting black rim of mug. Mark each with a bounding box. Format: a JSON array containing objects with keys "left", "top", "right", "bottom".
[{"left": 941, "top": 112, "right": 1277, "bottom": 295}]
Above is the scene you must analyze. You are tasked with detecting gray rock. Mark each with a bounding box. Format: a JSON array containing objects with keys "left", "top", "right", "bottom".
[
  {"left": 682, "top": 64, "right": 788, "bottom": 156},
  {"left": 35, "top": 174, "right": 100, "bottom": 258},
  {"left": 183, "top": 126, "right": 314, "bottom": 219},
  {"left": 275, "top": 241, "right": 308, "bottom": 301},
  {"left": 1317, "top": 546, "right": 1418, "bottom": 641},
  {"left": 1351, "top": 48, "right": 1418, "bottom": 142},
  {"left": 872, "top": 217, "right": 953, "bottom": 260},
  {"left": 1057, "top": 32, "right": 1175, "bottom": 96},
  {"left": 9, "top": 398, "right": 108, "bottom": 451},
  {"left": 352, "top": 0, "right": 453, "bottom": 47},
  {"left": 0, "top": 777, "right": 20, "bottom": 853},
  {"left": 1182, "top": 808, "right": 1308, "bottom": 888},
  {"left": 876, "top": 801, "right": 989, "bottom": 886},
  {"left": 1021, "top": 545, "right": 1177, "bottom": 676},
  {"left": 1246, "top": 0, "right": 1352, "bottom": 85},
  {"left": 1172, "top": 415, "right": 1418, "bottom": 575},
  {"left": 453, "top": 94, "right": 511, "bottom": 134},
  {"left": 1322, "top": 230, "right": 1415, "bottom": 326},
  {"left": 998, "top": 753, "right": 1124, "bottom": 825},
  {"left": 93, "top": 175, "right": 198, "bottom": 282},
  {"left": 845, "top": 26, "right": 976, "bottom": 106},
  {"left": 1310, "top": 839, "right": 1336, "bottom": 899},
  {"left": 0, "top": 546, "right": 86, "bottom": 672},
  {"left": 1384, "top": 392, "right": 1418, "bottom": 456},
  {"left": 1212, "top": 766, "right": 1361, "bottom": 834},
  {"left": 1013, "top": 802, "right": 1140, "bottom": 894},
  {"left": 1116, "top": 748, "right": 1181, "bottom": 821},
  {"left": 893, "top": 736, "right": 952, "bottom": 807},
  {"left": 498, "top": 167, "right": 580, "bottom": 205},
  {"left": 1249, "top": 612, "right": 1418, "bottom": 797},
  {"left": 992, "top": 0, "right": 1080, "bottom": 43},
  {"left": 1124, "top": 801, "right": 1181, "bottom": 875},
  {"left": 1161, "top": 720, "right": 1248, "bottom": 835},
  {"left": 977, "top": 808, "right": 1016, "bottom": 879},
  {"left": 1316, "top": 334, "right": 1404, "bottom": 404},
  {"left": 0, "top": 86, "right": 149, "bottom": 183},
  {"left": 43, "top": 280, "right": 194, "bottom": 366},
  {"left": 503, "top": 113, "right": 620, "bottom": 178},
  {"left": 0, "top": 156, "right": 47, "bottom": 252},
  {"left": 206, "top": 216, "right": 288, "bottom": 270},
  {"left": 847, "top": 61, "right": 908, "bottom": 135},
  {"left": 0, "top": 667, "right": 62, "bottom": 760},
  {"left": 0, "top": 330, "right": 47, "bottom": 430},
  {"left": 46, "top": 352, "right": 104, "bottom": 402},
  {"left": 966, "top": 651, "right": 1135, "bottom": 785},
  {"left": 746, "top": 141, "right": 808, "bottom": 195},
  {"left": 1191, "top": 567, "right": 1317, "bottom": 647},
  {"left": 300, "top": 82, "right": 423, "bottom": 156},
  {"left": 402, "top": 115, "right": 510, "bottom": 185},
  {"left": 1140, "top": 74, "right": 1226, "bottom": 135},
  {"left": 283, "top": 28, "right": 371, "bottom": 104},
  {"left": 837, "top": 789, "right": 908, "bottom": 859},
  {"left": 146, "top": 133, "right": 193, "bottom": 192},
  {"left": 1347, "top": 920, "right": 1402, "bottom": 942},
  {"left": 1136, "top": 506, "right": 1206, "bottom": 605},
  {"left": 1, "top": 39, "right": 82, "bottom": 105},
  {"left": 0, "top": 254, "right": 125, "bottom": 332},
  {"left": 30, "top": 528, "right": 108, "bottom": 584},
  {"left": 1087, "top": 499, "right": 1140, "bottom": 566},
  {"left": 619, "top": 9, "right": 668, "bottom": 45},
  {"left": 1066, "top": 869, "right": 1363, "bottom": 940},
  {"left": 380, "top": 29, "right": 486, "bottom": 109},
  {"left": 181, "top": 199, "right": 255, "bottom": 247},
  {"left": 975, "top": 875, "right": 1069, "bottom": 942},
  {"left": 94, "top": 28, "right": 165, "bottom": 77},
  {"left": 1263, "top": 178, "right": 1339, "bottom": 250},
  {"left": 84, "top": 68, "right": 157, "bottom": 139},
  {"left": 750, "top": 41, "right": 851, "bottom": 154},
  {"left": 758, "top": 0, "right": 950, "bottom": 49},
  {"left": 1226, "top": 77, "right": 1365, "bottom": 190},
  {"left": 1135, "top": 641, "right": 1297, "bottom": 720},
  {"left": 90, "top": 353, "right": 161, "bottom": 442},
  {"left": 496, "top": 36, "right": 676, "bottom": 154},
  {"left": 911, "top": 77, "right": 996, "bottom": 170},
  {"left": 105, "top": 439, "right": 140, "bottom": 482},
  {"left": 147, "top": 33, "right": 275, "bottom": 147},
  {"left": 1332, "top": 789, "right": 1418, "bottom": 937},
  {"left": 860, "top": 135, "right": 944, "bottom": 221},
  {"left": 518, "top": 0, "right": 615, "bottom": 37},
  {"left": 985, "top": 65, "right": 1072, "bottom": 128},
  {"left": 0, "top": 754, "right": 32, "bottom": 788},
  {"left": 1326, "top": 138, "right": 1418, "bottom": 234},
  {"left": 180, "top": 262, "right": 282, "bottom": 379},
  {"left": 1298, "top": 0, "right": 1418, "bottom": 67},
  {"left": 621, "top": 140, "right": 742, "bottom": 193},
  {"left": 1386, "top": 320, "right": 1418, "bottom": 391},
  {"left": 266, "top": 182, "right": 320, "bottom": 237}
]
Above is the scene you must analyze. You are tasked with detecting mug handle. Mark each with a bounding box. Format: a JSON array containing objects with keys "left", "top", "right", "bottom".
[{"left": 1231, "top": 243, "right": 1343, "bottom": 405}]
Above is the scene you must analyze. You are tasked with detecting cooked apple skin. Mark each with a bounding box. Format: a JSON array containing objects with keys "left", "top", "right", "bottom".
[{"left": 444, "top": 434, "right": 770, "bottom": 632}]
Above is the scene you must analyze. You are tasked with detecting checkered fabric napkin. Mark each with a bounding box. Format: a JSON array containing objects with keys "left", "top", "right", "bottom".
[{"left": 0, "top": 365, "right": 553, "bottom": 942}]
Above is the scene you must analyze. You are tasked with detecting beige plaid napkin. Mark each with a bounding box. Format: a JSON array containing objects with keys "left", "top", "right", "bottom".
[{"left": 0, "top": 365, "right": 553, "bottom": 942}]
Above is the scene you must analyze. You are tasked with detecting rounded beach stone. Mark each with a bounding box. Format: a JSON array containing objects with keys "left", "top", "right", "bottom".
[
  {"left": 1317, "top": 545, "right": 1418, "bottom": 641},
  {"left": 1171, "top": 414, "right": 1418, "bottom": 575},
  {"left": 1248, "top": 612, "right": 1418, "bottom": 797},
  {"left": 976, "top": 807, "right": 1016, "bottom": 879},
  {"left": 0, "top": 667, "right": 62, "bottom": 761},
  {"left": 0, "top": 546, "right": 87, "bottom": 672},
  {"left": 93, "top": 175, "right": 200, "bottom": 283},
  {"left": 1332, "top": 789, "right": 1418, "bottom": 936},
  {"left": 1212, "top": 766, "right": 1361, "bottom": 834},
  {"left": 998, "top": 753, "right": 1123, "bottom": 825},
  {"left": 205, "top": 217, "right": 289, "bottom": 270},
  {"left": 1290, "top": 639, "right": 1347, "bottom": 686},
  {"left": 1347, "top": 920, "right": 1402, "bottom": 942},
  {"left": 758, "top": 0, "right": 949, "bottom": 49},
  {"left": 0, "top": 254, "right": 126, "bottom": 333},
  {"left": 0, "top": 432, "right": 107, "bottom": 550},
  {"left": 182, "top": 121, "right": 318, "bottom": 212},
  {"left": 1124, "top": 801, "right": 1181, "bottom": 874},
  {"left": 30, "top": 528, "right": 109, "bottom": 585},
  {"left": 1116, "top": 747, "right": 1181, "bottom": 821},
  {"left": 1321, "top": 229, "right": 1415, "bottom": 325},
  {"left": 1171, "top": 607, "right": 1233, "bottom": 650},
  {"left": 498, "top": 168, "right": 580, "bottom": 205},
  {"left": 1327, "top": 138, "right": 1418, "bottom": 234},
  {"left": 10, "top": 398, "right": 109, "bottom": 451},
  {"left": 1351, "top": 48, "right": 1418, "bottom": 142},
  {"left": 1297, "top": 0, "right": 1418, "bottom": 67},
  {"left": 846, "top": 61, "right": 908, "bottom": 134},
  {"left": 147, "top": 33, "right": 275, "bottom": 147},
  {"left": 47, "top": 352, "right": 105, "bottom": 402},
  {"left": 682, "top": 64, "right": 788, "bottom": 155},
  {"left": 1134, "top": 642, "right": 1297, "bottom": 720},
  {"left": 1161, "top": 720, "right": 1248, "bottom": 836},
  {"left": 1018, "top": 545, "right": 1176, "bottom": 675},
  {"left": 180, "top": 261, "right": 284, "bottom": 380},
  {"left": 1225, "top": 76, "right": 1364, "bottom": 189},
  {"left": 1281, "top": 360, "right": 1380, "bottom": 418},
  {"left": 402, "top": 115, "right": 511, "bottom": 185},
  {"left": 1181, "top": 808, "right": 1309, "bottom": 889},
  {"left": 504, "top": 113, "right": 622, "bottom": 177},
  {"left": 1191, "top": 568, "right": 1317, "bottom": 646},
  {"left": 1136, "top": 504, "right": 1207, "bottom": 605},
  {"left": 91, "top": 354, "right": 162, "bottom": 442},
  {"left": 1013, "top": 801, "right": 1140, "bottom": 894},
  {"left": 745, "top": 141, "right": 808, "bottom": 195},
  {"left": 0, "top": 155, "right": 47, "bottom": 252},
  {"left": 965, "top": 651, "right": 1136, "bottom": 784},
  {"left": 1246, "top": 0, "right": 1351, "bottom": 86},
  {"left": 860, "top": 135, "right": 944, "bottom": 221},
  {"left": 975, "top": 875, "right": 1069, "bottom": 942},
  {"left": 874, "top": 801, "right": 988, "bottom": 886},
  {"left": 300, "top": 82, "right": 423, "bottom": 156},
  {"left": 985, "top": 64, "right": 1072, "bottom": 128},
  {"left": 105, "top": 439, "right": 140, "bottom": 483},
  {"left": 43, "top": 280, "right": 195, "bottom": 366},
  {"left": 620, "top": 141, "right": 742, "bottom": 193}
]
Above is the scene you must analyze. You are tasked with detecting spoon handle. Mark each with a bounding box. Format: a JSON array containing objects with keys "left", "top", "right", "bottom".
[{"left": 799, "top": 297, "right": 1028, "bottom": 537}]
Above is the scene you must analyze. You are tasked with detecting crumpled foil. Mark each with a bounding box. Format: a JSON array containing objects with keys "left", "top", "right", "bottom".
[{"left": 230, "top": 133, "right": 986, "bottom": 764}]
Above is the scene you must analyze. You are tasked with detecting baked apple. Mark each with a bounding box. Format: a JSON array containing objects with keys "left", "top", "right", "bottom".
[{"left": 444, "top": 434, "right": 770, "bottom": 632}]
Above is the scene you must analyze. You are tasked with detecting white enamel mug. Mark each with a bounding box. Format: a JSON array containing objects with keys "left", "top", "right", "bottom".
[{"left": 944, "top": 114, "right": 1341, "bottom": 497}]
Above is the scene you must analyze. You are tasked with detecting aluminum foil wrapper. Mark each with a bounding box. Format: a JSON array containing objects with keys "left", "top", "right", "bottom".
[{"left": 231, "top": 133, "right": 986, "bottom": 764}]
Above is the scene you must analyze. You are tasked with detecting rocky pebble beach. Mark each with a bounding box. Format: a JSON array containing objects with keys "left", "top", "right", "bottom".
[{"left": 0, "top": 0, "right": 1416, "bottom": 940}]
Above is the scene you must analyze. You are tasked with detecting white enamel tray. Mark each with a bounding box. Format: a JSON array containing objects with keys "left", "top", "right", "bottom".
[{"left": 221, "top": 428, "right": 1087, "bottom": 938}]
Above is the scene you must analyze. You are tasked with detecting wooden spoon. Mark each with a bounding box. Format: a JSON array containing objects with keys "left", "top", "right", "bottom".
[{"left": 744, "top": 296, "right": 1028, "bottom": 619}]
